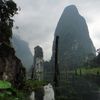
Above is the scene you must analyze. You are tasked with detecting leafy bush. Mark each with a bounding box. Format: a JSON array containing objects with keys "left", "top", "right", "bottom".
[
  {"left": 0, "top": 80, "right": 11, "bottom": 89},
  {"left": 24, "top": 80, "right": 47, "bottom": 92}
]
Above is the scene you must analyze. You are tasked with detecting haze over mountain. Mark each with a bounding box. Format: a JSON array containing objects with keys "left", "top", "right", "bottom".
[
  {"left": 11, "top": 35, "right": 33, "bottom": 70},
  {"left": 52, "top": 5, "right": 96, "bottom": 70}
]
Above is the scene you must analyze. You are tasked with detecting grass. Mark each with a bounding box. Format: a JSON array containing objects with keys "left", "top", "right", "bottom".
[
  {"left": 0, "top": 80, "right": 11, "bottom": 89},
  {"left": 0, "top": 80, "right": 48, "bottom": 100},
  {"left": 76, "top": 67, "right": 100, "bottom": 75}
]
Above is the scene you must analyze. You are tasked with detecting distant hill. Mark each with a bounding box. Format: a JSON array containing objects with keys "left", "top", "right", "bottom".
[
  {"left": 11, "top": 35, "right": 33, "bottom": 70},
  {"left": 52, "top": 5, "right": 96, "bottom": 70}
]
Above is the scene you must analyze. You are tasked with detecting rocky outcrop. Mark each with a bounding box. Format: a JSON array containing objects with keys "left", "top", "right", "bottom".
[
  {"left": 0, "top": 43, "right": 26, "bottom": 88},
  {"left": 30, "top": 83, "right": 55, "bottom": 100},
  {"left": 52, "top": 5, "right": 96, "bottom": 70},
  {"left": 31, "top": 46, "right": 44, "bottom": 80}
]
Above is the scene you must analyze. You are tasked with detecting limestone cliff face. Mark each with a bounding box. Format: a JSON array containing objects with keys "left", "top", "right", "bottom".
[
  {"left": 0, "top": 43, "right": 25, "bottom": 88},
  {"left": 31, "top": 46, "right": 44, "bottom": 80},
  {"left": 52, "top": 5, "right": 96, "bottom": 70}
]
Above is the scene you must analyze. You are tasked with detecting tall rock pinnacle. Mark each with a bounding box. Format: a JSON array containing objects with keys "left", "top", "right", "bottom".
[{"left": 52, "top": 5, "right": 96, "bottom": 70}]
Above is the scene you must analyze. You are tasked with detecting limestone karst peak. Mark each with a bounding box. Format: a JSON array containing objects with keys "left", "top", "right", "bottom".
[{"left": 63, "top": 5, "right": 79, "bottom": 15}]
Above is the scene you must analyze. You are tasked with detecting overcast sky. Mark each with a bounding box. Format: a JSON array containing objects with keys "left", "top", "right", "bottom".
[{"left": 13, "top": 0, "right": 100, "bottom": 61}]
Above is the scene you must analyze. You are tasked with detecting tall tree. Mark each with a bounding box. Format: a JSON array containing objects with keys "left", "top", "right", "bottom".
[{"left": 0, "top": 0, "right": 18, "bottom": 44}]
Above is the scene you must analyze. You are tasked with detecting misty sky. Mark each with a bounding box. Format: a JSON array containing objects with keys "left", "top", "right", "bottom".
[{"left": 13, "top": 0, "right": 100, "bottom": 61}]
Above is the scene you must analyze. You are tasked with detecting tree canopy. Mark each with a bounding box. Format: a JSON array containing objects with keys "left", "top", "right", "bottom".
[{"left": 0, "top": 0, "right": 18, "bottom": 44}]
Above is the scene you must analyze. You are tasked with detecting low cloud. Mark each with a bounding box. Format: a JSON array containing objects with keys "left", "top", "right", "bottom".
[
  {"left": 13, "top": 0, "right": 100, "bottom": 61},
  {"left": 11, "top": 35, "right": 33, "bottom": 70}
]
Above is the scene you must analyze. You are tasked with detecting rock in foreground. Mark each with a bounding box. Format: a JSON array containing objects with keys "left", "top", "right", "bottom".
[{"left": 0, "top": 43, "right": 26, "bottom": 88}]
